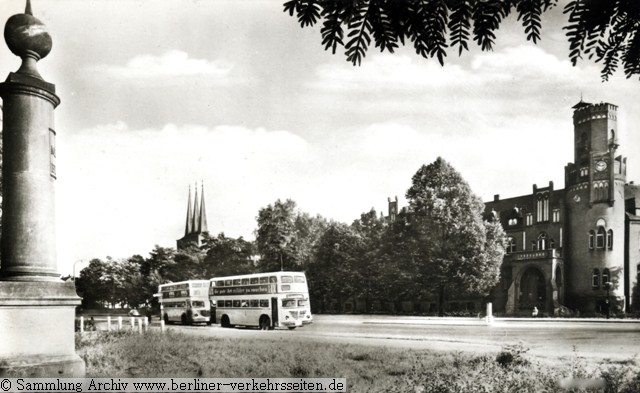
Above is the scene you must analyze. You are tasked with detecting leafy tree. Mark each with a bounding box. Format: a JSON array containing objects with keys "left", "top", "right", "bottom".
[
  {"left": 351, "top": 208, "right": 387, "bottom": 311},
  {"left": 173, "top": 247, "right": 207, "bottom": 280},
  {"left": 564, "top": 0, "right": 640, "bottom": 80},
  {"left": 202, "top": 233, "right": 256, "bottom": 277},
  {"left": 112, "top": 256, "right": 148, "bottom": 308},
  {"left": 295, "top": 212, "right": 329, "bottom": 269},
  {"left": 283, "top": 0, "right": 640, "bottom": 80},
  {"left": 256, "top": 199, "right": 300, "bottom": 271},
  {"left": 75, "top": 258, "right": 109, "bottom": 308},
  {"left": 405, "top": 157, "right": 506, "bottom": 315},
  {"left": 374, "top": 210, "right": 423, "bottom": 309},
  {"left": 307, "top": 222, "right": 364, "bottom": 312},
  {"left": 143, "top": 245, "right": 177, "bottom": 280}
]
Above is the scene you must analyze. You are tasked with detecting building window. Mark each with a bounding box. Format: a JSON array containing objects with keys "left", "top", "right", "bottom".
[
  {"left": 525, "top": 214, "right": 533, "bottom": 226},
  {"left": 536, "top": 194, "right": 550, "bottom": 222},
  {"left": 602, "top": 268, "right": 610, "bottom": 285},
  {"left": 589, "top": 230, "right": 595, "bottom": 249},
  {"left": 607, "top": 230, "right": 613, "bottom": 250},
  {"left": 552, "top": 209, "right": 560, "bottom": 223},
  {"left": 537, "top": 233, "right": 548, "bottom": 250},
  {"left": 596, "top": 227, "right": 606, "bottom": 249},
  {"left": 508, "top": 218, "right": 518, "bottom": 226},
  {"left": 506, "top": 237, "right": 517, "bottom": 254},
  {"left": 592, "top": 269, "right": 600, "bottom": 288},
  {"left": 593, "top": 181, "right": 609, "bottom": 201},
  {"left": 580, "top": 167, "right": 588, "bottom": 177}
]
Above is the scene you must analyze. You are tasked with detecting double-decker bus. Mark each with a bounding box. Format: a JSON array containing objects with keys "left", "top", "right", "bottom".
[
  {"left": 209, "top": 271, "right": 312, "bottom": 330},
  {"left": 159, "top": 280, "right": 211, "bottom": 325}
]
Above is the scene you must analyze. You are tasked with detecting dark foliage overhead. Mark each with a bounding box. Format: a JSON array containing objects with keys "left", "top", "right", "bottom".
[
  {"left": 283, "top": 0, "right": 640, "bottom": 80},
  {"left": 564, "top": 0, "right": 640, "bottom": 80}
]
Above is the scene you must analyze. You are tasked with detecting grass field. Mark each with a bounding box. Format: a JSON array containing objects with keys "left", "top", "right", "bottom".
[{"left": 77, "top": 331, "right": 640, "bottom": 392}]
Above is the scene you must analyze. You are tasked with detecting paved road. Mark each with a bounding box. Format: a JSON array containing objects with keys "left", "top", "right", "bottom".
[{"left": 92, "top": 314, "right": 640, "bottom": 366}]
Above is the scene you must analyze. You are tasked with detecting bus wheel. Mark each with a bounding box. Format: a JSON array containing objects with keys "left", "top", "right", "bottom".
[
  {"left": 259, "top": 316, "right": 271, "bottom": 331},
  {"left": 287, "top": 326, "right": 296, "bottom": 330},
  {"left": 163, "top": 314, "right": 170, "bottom": 325},
  {"left": 221, "top": 315, "right": 231, "bottom": 328}
]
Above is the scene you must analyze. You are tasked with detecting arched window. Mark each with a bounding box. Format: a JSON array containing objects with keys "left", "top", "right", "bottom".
[
  {"left": 506, "top": 237, "right": 516, "bottom": 254},
  {"left": 607, "top": 230, "right": 613, "bottom": 250},
  {"left": 602, "top": 268, "right": 610, "bottom": 285},
  {"left": 592, "top": 269, "right": 600, "bottom": 288},
  {"left": 588, "top": 230, "right": 595, "bottom": 249},
  {"left": 537, "top": 233, "right": 548, "bottom": 250},
  {"left": 596, "top": 227, "right": 606, "bottom": 249}
]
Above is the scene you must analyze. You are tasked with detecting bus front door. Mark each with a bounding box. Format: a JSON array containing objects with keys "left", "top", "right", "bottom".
[{"left": 271, "top": 297, "right": 279, "bottom": 328}]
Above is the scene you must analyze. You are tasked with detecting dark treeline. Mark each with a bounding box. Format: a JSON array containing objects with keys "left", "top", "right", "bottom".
[{"left": 76, "top": 158, "right": 507, "bottom": 315}]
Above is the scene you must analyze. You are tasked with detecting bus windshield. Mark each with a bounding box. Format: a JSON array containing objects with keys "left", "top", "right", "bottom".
[
  {"left": 192, "top": 301, "right": 205, "bottom": 308},
  {"left": 282, "top": 299, "right": 296, "bottom": 308}
]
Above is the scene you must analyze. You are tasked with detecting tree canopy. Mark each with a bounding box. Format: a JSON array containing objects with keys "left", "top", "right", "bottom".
[
  {"left": 283, "top": 0, "right": 640, "bottom": 80},
  {"left": 405, "top": 157, "right": 506, "bottom": 314}
]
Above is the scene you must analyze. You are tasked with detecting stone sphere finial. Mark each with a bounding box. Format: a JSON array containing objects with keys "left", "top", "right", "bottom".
[{"left": 4, "top": 0, "right": 52, "bottom": 78}]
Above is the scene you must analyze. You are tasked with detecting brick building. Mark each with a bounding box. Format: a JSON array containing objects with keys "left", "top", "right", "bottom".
[{"left": 485, "top": 101, "right": 640, "bottom": 316}]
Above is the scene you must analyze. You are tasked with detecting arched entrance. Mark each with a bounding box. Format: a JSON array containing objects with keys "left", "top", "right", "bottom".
[{"left": 519, "top": 267, "right": 546, "bottom": 310}]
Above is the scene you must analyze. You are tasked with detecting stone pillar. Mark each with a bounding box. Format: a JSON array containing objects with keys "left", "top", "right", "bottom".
[{"left": 0, "top": 1, "right": 84, "bottom": 376}]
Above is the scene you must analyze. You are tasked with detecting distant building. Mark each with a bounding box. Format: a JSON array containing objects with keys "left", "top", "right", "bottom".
[
  {"left": 484, "top": 100, "right": 640, "bottom": 316},
  {"left": 373, "top": 101, "right": 640, "bottom": 317},
  {"left": 177, "top": 182, "right": 209, "bottom": 249}
]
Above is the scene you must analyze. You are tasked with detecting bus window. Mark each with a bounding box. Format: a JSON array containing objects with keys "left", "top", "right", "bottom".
[
  {"left": 298, "top": 299, "right": 308, "bottom": 307},
  {"left": 259, "top": 299, "right": 269, "bottom": 308},
  {"left": 294, "top": 276, "right": 305, "bottom": 283},
  {"left": 192, "top": 301, "right": 205, "bottom": 308},
  {"left": 192, "top": 282, "right": 203, "bottom": 288},
  {"left": 269, "top": 276, "right": 277, "bottom": 283},
  {"left": 281, "top": 276, "right": 293, "bottom": 283},
  {"left": 233, "top": 300, "right": 241, "bottom": 308},
  {"left": 281, "top": 285, "right": 291, "bottom": 291},
  {"left": 233, "top": 279, "right": 242, "bottom": 286},
  {"left": 259, "top": 276, "right": 268, "bottom": 284},
  {"left": 225, "top": 300, "right": 232, "bottom": 308},
  {"left": 216, "top": 280, "right": 224, "bottom": 287},
  {"left": 250, "top": 299, "right": 259, "bottom": 307},
  {"left": 225, "top": 280, "right": 232, "bottom": 286},
  {"left": 282, "top": 299, "right": 296, "bottom": 308},
  {"left": 250, "top": 277, "right": 259, "bottom": 284},
  {"left": 242, "top": 278, "right": 250, "bottom": 285},
  {"left": 217, "top": 300, "right": 224, "bottom": 308}
]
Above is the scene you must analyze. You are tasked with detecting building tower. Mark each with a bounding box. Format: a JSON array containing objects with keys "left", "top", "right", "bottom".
[
  {"left": 177, "top": 182, "right": 209, "bottom": 249},
  {"left": 564, "top": 101, "right": 627, "bottom": 312},
  {"left": 0, "top": 0, "right": 84, "bottom": 375}
]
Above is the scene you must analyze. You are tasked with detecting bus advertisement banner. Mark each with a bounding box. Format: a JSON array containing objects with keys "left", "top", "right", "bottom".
[{"left": 212, "top": 284, "right": 276, "bottom": 296}]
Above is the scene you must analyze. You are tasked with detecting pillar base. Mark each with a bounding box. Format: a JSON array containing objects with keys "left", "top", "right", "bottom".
[
  {"left": 0, "top": 280, "right": 85, "bottom": 377},
  {"left": 0, "top": 354, "right": 85, "bottom": 377}
]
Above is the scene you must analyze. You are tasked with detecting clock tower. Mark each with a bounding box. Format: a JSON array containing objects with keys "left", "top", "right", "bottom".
[{"left": 564, "top": 100, "right": 627, "bottom": 311}]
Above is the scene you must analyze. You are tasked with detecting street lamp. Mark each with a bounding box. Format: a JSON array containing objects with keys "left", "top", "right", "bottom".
[
  {"left": 604, "top": 281, "right": 612, "bottom": 319},
  {"left": 73, "top": 259, "right": 88, "bottom": 281}
]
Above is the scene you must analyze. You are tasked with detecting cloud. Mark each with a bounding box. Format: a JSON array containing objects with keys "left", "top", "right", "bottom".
[
  {"left": 56, "top": 122, "right": 311, "bottom": 271},
  {"left": 87, "top": 50, "right": 233, "bottom": 80},
  {"left": 308, "top": 46, "right": 600, "bottom": 92}
]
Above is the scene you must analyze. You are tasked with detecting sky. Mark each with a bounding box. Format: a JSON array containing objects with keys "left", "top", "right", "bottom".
[{"left": 0, "top": 0, "right": 639, "bottom": 276}]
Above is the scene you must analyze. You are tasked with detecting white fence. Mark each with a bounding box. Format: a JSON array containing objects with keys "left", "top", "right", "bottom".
[{"left": 77, "top": 316, "right": 166, "bottom": 333}]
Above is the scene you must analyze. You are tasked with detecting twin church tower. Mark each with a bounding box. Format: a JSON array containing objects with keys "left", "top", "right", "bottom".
[{"left": 177, "top": 183, "right": 209, "bottom": 249}]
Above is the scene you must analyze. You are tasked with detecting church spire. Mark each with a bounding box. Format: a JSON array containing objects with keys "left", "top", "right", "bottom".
[
  {"left": 199, "top": 181, "right": 208, "bottom": 233},
  {"left": 184, "top": 185, "right": 193, "bottom": 236},
  {"left": 191, "top": 182, "right": 200, "bottom": 234}
]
